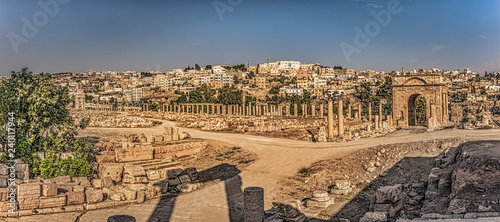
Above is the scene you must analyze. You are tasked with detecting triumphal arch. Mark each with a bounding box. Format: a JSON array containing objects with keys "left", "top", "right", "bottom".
[{"left": 392, "top": 73, "right": 449, "bottom": 130}]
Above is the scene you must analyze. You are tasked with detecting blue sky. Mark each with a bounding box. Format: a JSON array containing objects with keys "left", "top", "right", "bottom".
[{"left": 1, "top": 0, "right": 499, "bottom": 75}]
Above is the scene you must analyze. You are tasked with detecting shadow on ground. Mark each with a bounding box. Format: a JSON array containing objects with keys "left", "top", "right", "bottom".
[{"left": 105, "top": 163, "right": 243, "bottom": 222}]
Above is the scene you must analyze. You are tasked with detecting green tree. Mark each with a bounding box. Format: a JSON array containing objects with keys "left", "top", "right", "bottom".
[
  {"left": 188, "top": 90, "right": 204, "bottom": 103},
  {"left": 218, "top": 85, "right": 242, "bottom": 105},
  {"left": 205, "top": 65, "right": 212, "bottom": 70},
  {"left": 0, "top": 68, "right": 91, "bottom": 178},
  {"left": 176, "top": 94, "right": 188, "bottom": 103}
]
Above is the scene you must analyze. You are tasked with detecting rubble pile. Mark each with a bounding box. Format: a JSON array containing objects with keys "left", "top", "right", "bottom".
[{"left": 71, "top": 110, "right": 158, "bottom": 128}]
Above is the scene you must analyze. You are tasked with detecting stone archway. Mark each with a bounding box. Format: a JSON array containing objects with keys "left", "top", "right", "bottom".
[
  {"left": 408, "top": 94, "right": 427, "bottom": 126},
  {"left": 392, "top": 74, "right": 449, "bottom": 130}
]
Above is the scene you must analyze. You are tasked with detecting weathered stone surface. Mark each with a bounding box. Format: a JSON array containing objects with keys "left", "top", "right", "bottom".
[
  {"left": 334, "top": 180, "right": 351, "bottom": 190},
  {"left": 66, "top": 191, "right": 85, "bottom": 205},
  {"left": 72, "top": 177, "right": 91, "bottom": 187},
  {"left": 123, "top": 165, "right": 146, "bottom": 177},
  {"left": 136, "top": 191, "right": 146, "bottom": 203},
  {"left": 168, "top": 178, "right": 181, "bottom": 187},
  {"left": 39, "top": 195, "right": 66, "bottom": 208},
  {"left": 17, "top": 183, "right": 41, "bottom": 199},
  {"left": 18, "top": 197, "right": 39, "bottom": 210},
  {"left": 123, "top": 188, "right": 136, "bottom": 200},
  {"left": 99, "top": 163, "right": 124, "bottom": 183},
  {"left": 0, "top": 165, "right": 8, "bottom": 176},
  {"left": 375, "top": 184, "right": 403, "bottom": 204},
  {"left": 244, "top": 187, "right": 264, "bottom": 222},
  {"left": 103, "top": 177, "right": 114, "bottom": 188},
  {"left": 166, "top": 168, "right": 184, "bottom": 179},
  {"left": 115, "top": 147, "right": 154, "bottom": 162},
  {"left": 182, "top": 167, "right": 199, "bottom": 181},
  {"left": 15, "top": 164, "right": 29, "bottom": 181},
  {"left": 0, "top": 188, "right": 8, "bottom": 201},
  {"left": 51, "top": 175, "right": 71, "bottom": 184},
  {"left": 73, "top": 185, "right": 85, "bottom": 192},
  {"left": 146, "top": 170, "right": 160, "bottom": 181},
  {"left": 359, "top": 212, "right": 387, "bottom": 222},
  {"left": 41, "top": 183, "right": 58, "bottom": 197},
  {"left": 177, "top": 183, "right": 198, "bottom": 193},
  {"left": 85, "top": 189, "right": 103, "bottom": 204},
  {"left": 109, "top": 192, "right": 125, "bottom": 201},
  {"left": 92, "top": 179, "right": 103, "bottom": 189},
  {"left": 178, "top": 175, "right": 191, "bottom": 184}
]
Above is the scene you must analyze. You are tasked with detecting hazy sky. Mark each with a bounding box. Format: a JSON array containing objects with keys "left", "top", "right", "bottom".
[{"left": 1, "top": 0, "right": 500, "bottom": 75}]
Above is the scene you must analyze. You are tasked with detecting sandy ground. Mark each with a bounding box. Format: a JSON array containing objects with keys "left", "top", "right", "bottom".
[{"left": 81, "top": 120, "right": 500, "bottom": 221}]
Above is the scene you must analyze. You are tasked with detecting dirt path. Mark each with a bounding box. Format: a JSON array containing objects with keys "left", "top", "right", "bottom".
[{"left": 82, "top": 121, "right": 500, "bottom": 221}]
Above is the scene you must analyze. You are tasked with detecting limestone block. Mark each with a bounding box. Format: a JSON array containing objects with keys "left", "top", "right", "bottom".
[
  {"left": 85, "top": 189, "right": 103, "bottom": 204},
  {"left": 39, "top": 195, "right": 66, "bottom": 208},
  {"left": 330, "top": 187, "right": 352, "bottom": 195},
  {"left": 99, "top": 163, "right": 124, "bottom": 183},
  {"left": 136, "top": 191, "right": 146, "bottom": 203},
  {"left": 66, "top": 191, "right": 85, "bottom": 205},
  {"left": 115, "top": 147, "right": 154, "bottom": 162},
  {"left": 375, "top": 184, "right": 403, "bottom": 204},
  {"left": 334, "top": 180, "right": 351, "bottom": 190},
  {"left": 73, "top": 185, "right": 85, "bottom": 192},
  {"left": 102, "top": 177, "right": 114, "bottom": 188},
  {"left": 182, "top": 167, "right": 199, "bottom": 181},
  {"left": 92, "top": 179, "right": 103, "bottom": 189},
  {"left": 177, "top": 183, "right": 197, "bottom": 193},
  {"left": 178, "top": 175, "right": 191, "bottom": 184},
  {"left": 18, "top": 197, "right": 39, "bottom": 210},
  {"left": 146, "top": 170, "right": 160, "bottom": 181},
  {"left": 72, "top": 177, "right": 91, "bottom": 187},
  {"left": 168, "top": 178, "right": 180, "bottom": 187},
  {"left": 0, "top": 188, "right": 8, "bottom": 201},
  {"left": 0, "top": 176, "right": 7, "bottom": 188},
  {"left": 359, "top": 212, "right": 387, "bottom": 222},
  {"left": 41, "top": 183, "right": 58, "bottom": 197},
  {"left": 167, "top": 168, "right": 183, "bottom": 179},
  {"left": 17, "top": 183, "right": 41, "bottom": 199},
  {"left": 123, "top": 165, "right": 146, "bottom": 177},
  {"left": 51, "top": 175, "right": 71, "bottom": 184},
  {"left": 123, "top": 188, "right": 136, "bottom": 200},
  {"left": 109, "top": 192, "right": 125, "bottom": 201},
  {"left": 15, "top": 164, "right": 29, "bottom": 181},
  {"left": 0, "top": 165, "right": 8, "bottom": 176}
]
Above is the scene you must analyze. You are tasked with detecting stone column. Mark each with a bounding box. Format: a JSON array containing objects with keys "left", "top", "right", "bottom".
[
  {"left": 294, "top": 104, "right": 298, "bottom": 117},
  {"left": 311, "top": 105, "right": 316, "bottom": 117},
  {"left": 348, "top": 105, "right": 352, "bottom": 120},
  {"left": 338, "top": 99, "right": 344, "bottom": 138},
  {"left": 286, "top": 104, "right": 290, "bottom": 117},
  {"left": 375, "top": 115, "right": 379, "bottom": 130},
  {"left": 246, "top": 106, "right": 250, "bottom": 116},
  {"left": 379, "top": 103, "right": 383, "bottom": 124},
  {"left": 328, "top": 99, "right": 334, "bottom": 139},
  {"left": 302, "top": 104, "right": 307, "bottom": 117},
  {"left": 320, "top": 104, "right": 324, "bottom": 117},
  {"left": 243, "top": 187, "right": 264, "bottom": 222},
  {"left": 358, "top": 104, "right": 362, "bottom": 120},
  {"left": 368, "top": 103, "right": 372, "bottom": 122}
]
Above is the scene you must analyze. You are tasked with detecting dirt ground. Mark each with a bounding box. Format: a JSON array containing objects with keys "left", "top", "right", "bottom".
[{"left": 80, "top": 119, "right": 500, "bottom": 221}]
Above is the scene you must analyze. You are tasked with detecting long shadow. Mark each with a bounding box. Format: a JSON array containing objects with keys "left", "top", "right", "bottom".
[{"left": 139, "top": 163, "right": 242, "bottom": 222}]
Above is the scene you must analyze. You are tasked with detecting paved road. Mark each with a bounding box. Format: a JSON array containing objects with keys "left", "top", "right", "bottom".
[{"left": 4, "top": 121, "right": 500, "bottom": 222}]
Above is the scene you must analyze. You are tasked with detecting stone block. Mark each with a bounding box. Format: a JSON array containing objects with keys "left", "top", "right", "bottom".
[
  {"left": 17, "top": 183, "right": 41, "bottom": 199},
  {"left": 57, "top": 184, "right": 74, "bottom": 194},
  {"left": 123, "top": 188, "right": 136, "bottom": 200},
  {"left": 306, "top": 198, "right": 334, "bottom": 208},
  {"left": 85, "top": 189, "right": 103, "bottom": 204},
  {"left": 41, "top": 183, "right": 58, "bottom": 197},
  {"left": 178, "top": 175, "right": 191, "bottom": 184},
  {"left": 72, "top": 177, "right": 91, "bottom": 187},
  {"left": 0, "top": 165, "right": 8, "bottom": 176},
  {"left": 168, "top": 178, "right": 181, "bottom": 187},
  {"left": 18, "top": 197, "right": 39, "bottom": 210},
  {"left": 39, "top": 195, "right": 66, "bottom": 208},
  {"left": 115, "top": 147, "right": 154, "bottom": 162},
  {"left": 122, "top": 175, "right": 147, "bottom": 184},
  {"left": 109, "top": 192, "right": 125, "bottom": 201},
  {"left": 330, "top": 187, "right": 352, "bottom": 195},
  {"left": 103, "top": 177, "right": 114, "bottom": 188},
  {"left": 51, "top": 175, "right": 71, "bottom": 184},
  {"left": 99, "top": 163, "right": 124, "bottom": 183},
  {"left": 124, "top": 165, "right": 146, "bottom": 177},
  {"left": 73, "top": 185, "right": 85, "bottom": 192},
  {"left": 334, "top": 180, "right": 351, "bottom": 190},
  {"left": 359, "top": 212, "right": 387, "bottom": 222},
  {"left": 0, "top": 176, "right": 6, "bottom": 188},
  {"left": 0, "top": 188, "right": 8, "bottom": 201},
  {"left": 146, "top": 170, "right": 160, "bottom": 181},
  {"left": 167, "top": 168, "right": 183, "bottom": 179},
  {"left": 182, "top": 167, "right": 198, "bottom": 181},
  {"left": 177, "top": 183, "right": 197, "bottom": 193},
  {"left": 66, "top": 191, "right": 85, "bottom": 205},
  {"left": 375, "top": 184, "right": 403, "bottom": 204},
  {"left": 92, "top": 179, "right": 103, "bottom": 189},
  {"left": 136, "top": 191, "right": 145, "bottom": 203},
  {"left": 15, "top": 164, "right": 29, "bottom": 181}
]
